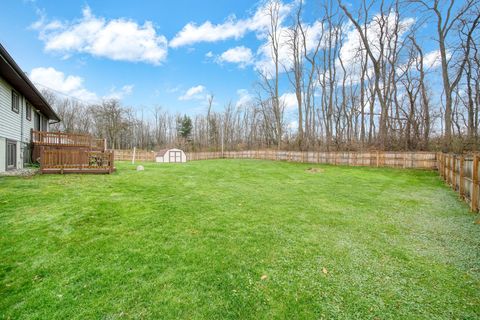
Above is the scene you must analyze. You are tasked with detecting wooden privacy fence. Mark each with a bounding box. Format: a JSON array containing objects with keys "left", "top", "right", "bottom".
[
  {"left": 437, "top": 153, "right": 480, "bottom": 212},
  {"left": 187, "top": 150, "right": 438, "bottom": 169},
  {"left": 40, "top": 148, "right": 115, "bottom": 174},
  {"left": 114, "top": 149, "right": 156, "bottom": 162},
  {"left": 113, "top": 149, "right": 437, "bottom": 168}
]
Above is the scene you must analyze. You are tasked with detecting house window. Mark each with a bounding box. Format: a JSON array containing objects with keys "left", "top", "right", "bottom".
[
  {"left": 34, "top": 112, "right": 40, "bottom": 131},
  {"left": 11, "top": 90, "right": 19, "bottom": 113},
  {"left": 26, "top": 103, "right": 32, "bottom": 121},
  {"left": 41, "top": 116, "right": 48, "bottom": 131}
]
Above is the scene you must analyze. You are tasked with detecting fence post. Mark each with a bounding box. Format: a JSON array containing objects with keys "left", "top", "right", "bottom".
[
  {"left": 442, "top": 153, "right": 446, "bottom": 181},
  {"left": 472, "top": 154, "right": 479, "bottom": 212},
  {"left": 443, "top": 153, "right": 446, "bottom": 180},
  {"left": 459, "top": 155, "right": 464, "bottom": 198},
  {"left": 452, "top": 155, "right": 457, "bottom": 190},
  {"left": 446, "top": 154, "right": 450, "bottom": 184},
  {"left": 450, "top": 155, "right": 454, "bottom": 186},
  {"left": 438, "top": 153, "right": 442, "bottom": 178},
  {"left": 376, "top": 151, "right": 379, "bottom": 167}
]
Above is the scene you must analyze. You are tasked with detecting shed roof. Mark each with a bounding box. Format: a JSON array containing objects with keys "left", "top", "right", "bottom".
[
  {"left": 156, "top": 148, "right": 184, "bottom": 157},
  {"left": 156, "top": 149, "right": 169, "bottom": 157},
  {"left": 0, "top": 43, "right": 60, "bottom": 122}
]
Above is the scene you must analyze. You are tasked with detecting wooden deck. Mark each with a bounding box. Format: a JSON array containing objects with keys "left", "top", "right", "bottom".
[
  {"left": 41, "top": 167, "right": 116, "bottom": 174},
  {"left": 32, "top": 130, "right": 106, "bottom": 150},
  {"left": 32, "top": 131, "right": 115, "bottom": 174},
  {"left": 39, "top": 148, "right": 115, "bottom": 174}
]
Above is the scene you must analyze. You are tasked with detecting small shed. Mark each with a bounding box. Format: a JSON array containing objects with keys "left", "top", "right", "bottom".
[{"left": 155, "top": 148, "right": 187, "bottom": 163}]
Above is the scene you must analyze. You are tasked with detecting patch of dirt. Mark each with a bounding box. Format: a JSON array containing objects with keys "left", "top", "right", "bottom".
[
  {"left": 305, "top": 167, "right": 324, "bottom": 174},
  {"left": 0, "top": 168, "right": 39, "bottom": 177}
]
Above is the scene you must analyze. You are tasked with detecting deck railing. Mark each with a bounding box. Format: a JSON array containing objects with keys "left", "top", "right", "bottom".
[
  {"left": 39, "top": 148, "right": 114, "bottom": 174},
  {"left": 32, "top": 130, "right": 106, "bottom": 150}
]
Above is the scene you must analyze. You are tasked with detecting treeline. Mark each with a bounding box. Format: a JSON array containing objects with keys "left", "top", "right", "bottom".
[{"left": 45, "top": 0, "right": 480, "bottom": 152}]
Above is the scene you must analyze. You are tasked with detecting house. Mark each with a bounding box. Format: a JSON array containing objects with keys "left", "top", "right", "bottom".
[
  {"left": 0, "top": 43, "right": 60, "bottom": 172},
  {"left": 155, "top": 148, "right": 187, "bottom": 163}
]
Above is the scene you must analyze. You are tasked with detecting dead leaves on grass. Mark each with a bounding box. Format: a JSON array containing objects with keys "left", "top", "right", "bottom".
[{"left": 305, "top": 167, "right": 324, "bottom": 174}]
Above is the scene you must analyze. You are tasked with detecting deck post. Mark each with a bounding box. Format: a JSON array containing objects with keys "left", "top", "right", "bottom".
[
  {"left": 39, "top": 146, "right": 44, "bottom": 173},
  {"left": 60, "top": 150, "right": 64, "bottom": 174}
]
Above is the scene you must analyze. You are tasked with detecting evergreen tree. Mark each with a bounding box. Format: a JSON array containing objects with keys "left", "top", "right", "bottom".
[{"left": 177, "top": 115, "right": 193, "bottom": 141}]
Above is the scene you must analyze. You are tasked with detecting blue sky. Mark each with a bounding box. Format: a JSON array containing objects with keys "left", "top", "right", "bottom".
[
  {"left": 0, "top": 0, "right": 284, "bottom": 114},
  {"left": 0, "top": 0, "right": 444, "bottom": 118}
]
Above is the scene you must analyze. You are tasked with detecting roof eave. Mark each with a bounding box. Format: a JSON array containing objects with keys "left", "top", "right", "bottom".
[{"left": 0, "top": 43, "right": 60, "bottom": 122}]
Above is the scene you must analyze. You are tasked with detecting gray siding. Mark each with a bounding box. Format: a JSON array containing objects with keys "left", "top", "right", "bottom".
[
  {"left": 0, "top": 76, "right": 48, "bottom": 142},
  {"left": 22, "top": 100, "right": 35, "bottom": 143},
  {"left": 0, "top": 76, "right": 50, "bottom": 171},
  {"left": 0, "top": 137, "right": 5, "bottom": 172},
  {"left": 0, "top": 76, "right": 22, "bottom": 141}
]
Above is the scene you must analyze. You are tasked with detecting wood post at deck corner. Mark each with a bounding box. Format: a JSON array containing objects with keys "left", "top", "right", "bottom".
[
  {"left": 60, "top": 150, "right": 64, "bottom": 174},
  {"left": 471, "top": 154, "right": 479, "bottom": 212},
  {"left": 39, "top": 146, "right": 44, "bottom": 173},
  {"left": 109, "top": 151, "right": 114, "bottom": 173}
]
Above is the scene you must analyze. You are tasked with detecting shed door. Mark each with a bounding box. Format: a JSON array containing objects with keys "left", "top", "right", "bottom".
[
  {"left": 169, "top": 151, "right": 182, "bottom": 163},
  {"left": 6, "top": 140, "right": 17, "bottom": 170}
]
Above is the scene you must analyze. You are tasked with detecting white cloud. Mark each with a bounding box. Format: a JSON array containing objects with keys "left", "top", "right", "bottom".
[
  {"left": 30, "top": 67, "right": 134, "bottom": 103},
  {"left": 170, "top": 1, "right": 292, "bottom": 48},
  {"left": 302, "top": 20, "right": 326, "bottom": 53},
  {"left": 33, "top": 6, "right": 168, "bottom": 65},
  {"left": 287, "top": 120, "right": 298, "bottom": 130},
  {"left": 179, "top": 85, "right": 206, "bottom": 101},
  {"left": 29, "top": 67, "right": 98, "bottom": 102},
  {"left": 103, "top": 84, "right": 134, "bottom": 100},
  {"left": 166, "top": 85, "right": 182, "bottom": 93},
  {"left": 170, "top": 18, "right": 249, "bottom": 48},
  {"left": 205, "top": 51, "right": 214, "bottom": 58},
  {"left": 338, "top": 13, "right": 415, "bottom": 83},
  {"left": 254, "top": 18, "right": 326, "bottom": 77},
  {"left": 235, "top": 89, "right": 254, "bottom": 107},
  {"left": 254, "top": 27, "right": 291, "bottom": 76},
  {"left": 280, "top": 92, "right": 298, "bottom": 110},
  {"left": 423, "top": 49, "right": 449, "bottom": 69},
  {"left": 217, "top": 46, "right": 253, "bottom": 68}
]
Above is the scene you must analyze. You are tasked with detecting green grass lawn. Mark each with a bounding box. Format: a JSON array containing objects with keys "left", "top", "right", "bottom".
[{"left": 1, "top": 160, "right": 479, "bottom": 319}]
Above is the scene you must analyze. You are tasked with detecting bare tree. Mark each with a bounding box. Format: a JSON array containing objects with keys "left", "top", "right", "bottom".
[{"left": 410, "top": 0, "right": 478, "bottom": 149}]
